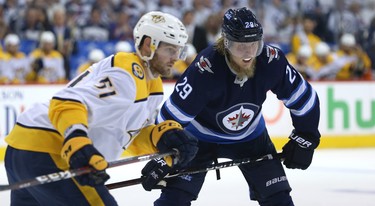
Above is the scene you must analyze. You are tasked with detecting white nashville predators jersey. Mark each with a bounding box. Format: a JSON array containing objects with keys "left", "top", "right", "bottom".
[{"left": 6, "top": 52, "right": 164, "bottom": 161}]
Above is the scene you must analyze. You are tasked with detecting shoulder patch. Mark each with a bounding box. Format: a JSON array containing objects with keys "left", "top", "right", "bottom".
[
  {"left": 266, "top": 46, "right": 280, "bottom": 63},
  {"left": 196, "top": 56, "right": 214, "bottom": 74},
  {"left": 132, "top": 63, "right": 144, "bottom": 79}
]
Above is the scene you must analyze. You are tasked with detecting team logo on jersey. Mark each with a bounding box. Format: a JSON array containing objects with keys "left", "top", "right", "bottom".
[
  {"left": 196, "top": 56, "right": 214, "bottom": 74},
  {"left": 132, "top": 63, "right": 144, "bottom": 79},
  {"left": 266, "top": 46, "right": 279, "bottom": 63},
  {"left": 216, "top": 103, "right": 260, "bottom": 134}
]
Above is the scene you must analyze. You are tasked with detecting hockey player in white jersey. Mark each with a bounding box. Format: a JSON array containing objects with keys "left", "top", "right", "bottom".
[{"left": 4, "top": 11, "right": 198, "bottom": 205}]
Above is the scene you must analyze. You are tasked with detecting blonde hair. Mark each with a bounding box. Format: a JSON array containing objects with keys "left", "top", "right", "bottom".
[{"left": 214, "top": 37, "right": 227, "bottom": 56}]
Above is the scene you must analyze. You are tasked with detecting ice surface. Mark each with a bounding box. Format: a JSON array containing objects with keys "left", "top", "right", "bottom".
[{"left": 1, "top": 148, "right": 374, "bottom": 205}]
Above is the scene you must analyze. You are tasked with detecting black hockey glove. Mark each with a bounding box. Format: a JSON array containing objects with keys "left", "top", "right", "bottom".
[
  {"left": 150, "top": 120, "right": 198, "bottom": 168},
  {"left": 282, "top": 130, "right": 320, "bottom": 170},
  {"left": 141, "top": 120, "right": 198, "bottom": 191},
  {"left": 61, "top": 132, "right": 110, "bottom": 186},
  {"left": 141, "top": 158, "right": 172, "bottom": 191}
]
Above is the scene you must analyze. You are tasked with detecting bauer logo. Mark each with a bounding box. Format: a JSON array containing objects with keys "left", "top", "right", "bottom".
[
  {"left": 266, "top": 176, "right": 287, "bottom": 187},
  {"left": 217, "top": 103, "right": 259, "bottom": 134}
]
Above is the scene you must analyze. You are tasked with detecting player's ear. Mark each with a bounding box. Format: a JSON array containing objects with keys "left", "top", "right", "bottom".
[{"left": 140, "top": 37, "right": 152, "bottom": 57}]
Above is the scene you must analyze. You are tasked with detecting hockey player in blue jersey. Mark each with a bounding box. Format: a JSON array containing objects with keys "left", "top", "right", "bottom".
[{"left": 140, "top": 7, "right": 321, "bottom": 206}]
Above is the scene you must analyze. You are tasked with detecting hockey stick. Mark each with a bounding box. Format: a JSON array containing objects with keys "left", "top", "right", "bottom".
[
  {"left": 0, "top": 151, "right": 177, "bottom": 192},
  {"left": 106, "top": 152, "right": 283, "bottom": 190}
]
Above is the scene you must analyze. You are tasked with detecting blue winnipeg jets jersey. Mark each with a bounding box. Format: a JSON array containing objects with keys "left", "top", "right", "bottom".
[{"left": 157, "top": 45, "right": 320, "bottom": 143}]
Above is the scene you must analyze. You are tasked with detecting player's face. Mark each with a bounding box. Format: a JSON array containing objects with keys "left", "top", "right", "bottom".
[
  {"left": 226, "top": 41, "right": 258, "bottom": 68},
  {"left": 227, "top": 41, "right": 258, "bottom": 58},
  {"left": 150, "top": 42, "right": 184, "bottom": 76}
]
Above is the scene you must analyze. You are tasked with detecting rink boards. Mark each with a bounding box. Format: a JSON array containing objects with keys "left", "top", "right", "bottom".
[{"left": 1, "top": 81, "right": 375, "bottom": 161}]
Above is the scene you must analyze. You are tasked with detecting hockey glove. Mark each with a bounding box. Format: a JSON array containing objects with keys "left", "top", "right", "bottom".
[
  {"left": 141, "top": 120, "right": 198, "bottom": 191},
  {"left": 150, "top": 120, "right": 199, "bottom": 168},
  {"left": 282, "top": 130, "right": 320, "bottom": 170},
  {"left": 141, "top": 157, "right": 172, "bottom": 191},
  {"left": 61, "top": 130, "right": 110, "bottom": 186}
]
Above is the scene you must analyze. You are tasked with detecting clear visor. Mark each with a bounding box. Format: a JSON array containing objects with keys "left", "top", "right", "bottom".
[
  {"left": 157, "top": 42, "right": 188, "bottom": 61},
  {"left": 225, "top": 38, "right": 259, "bottom": 59}
]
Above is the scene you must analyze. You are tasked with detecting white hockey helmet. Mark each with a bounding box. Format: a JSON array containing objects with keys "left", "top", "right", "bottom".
[
  {"left": 298, "top": 45, "right": 312, "bottom": 58},
  {"left": 89, "top": 49, "right": 105, "bottom": 62},
  {"left": 115, "top": 41, "right": 133, "bottom": 53},
  {"left": 340, "top": 33, "right": 356, "bottom": 47},
  {"left": 40, "top": 31, "right": 55, "bottom": 44},
  {"left": 315, "top": 42, "right": 330, "bottom": 57},
  {"left": 4, "top": 34, "right": 20, "bottom": 45},
  {"left": 133, "top": 11, "right": 188, "bottom": 61}
]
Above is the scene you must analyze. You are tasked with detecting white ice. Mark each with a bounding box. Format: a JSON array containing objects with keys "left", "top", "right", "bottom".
[{"left": 1, "top": 148, "right": 375, "bottom": 206}]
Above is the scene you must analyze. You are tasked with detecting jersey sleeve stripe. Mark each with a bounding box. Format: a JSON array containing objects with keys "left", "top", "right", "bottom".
[
  {"left": 290, "top": 89, "right": 317, "bottom": 116},
  {"left": 134, "top": 97, "right": 148, "bottom": 103},
  {"left": 110, "top": 56, "right": 115, "bottom": 67},
  {"left": 149, "top": 92, "right": 164, "bottom": 96},
  {"left": 164, "top": 98, "right": 195, "bottom": 123},
  {"left": 282, "top": 79, "right": 307, "bottom": 107},
  {"left": 52, "top": 96, "right": 83, "bottom": 104},
  {"left": 17, "top": 122, "right": 60, "bottom": 134}
]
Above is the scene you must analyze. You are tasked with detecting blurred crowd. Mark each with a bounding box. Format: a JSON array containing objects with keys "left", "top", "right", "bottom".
[{"left": 0, "top": 0, "right": 374, "bottom": 84}]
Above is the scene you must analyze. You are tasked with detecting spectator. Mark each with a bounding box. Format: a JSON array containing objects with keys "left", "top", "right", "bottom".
[
  {"left": 92, "top": 0, "right": 115, "bottom": 26},
  {"left": 80, "top": 7, "right": 109, "bottom": 41},
  {"left": 50, "top": 5, "right": 77, "bottom": 80},
  {"left": 15, "top": 6, "right": 48, "bottom": 41},
  {"left": 115, "top": 0, "right": 145, "bottom": 27},
  {"left": 309, "top": 41, "right": 340, "bottom": 80},
  {"left": 366, "top": 16, "right": 375, "bottom": 78},
  {"left": 64, "top": 0, "right": 92, "bottom": 28},
  {"left": 109, "top": 11, "right": 133, "bottom": 41},
  {"left": 291, "top": 13, "right": 321, "bottom": 55},
  {"left": 181, "top": 10, "right": 208, "bottom": 53},
  {"left": 76, "top": 48, "right": 105, "bottom": 75},
  {"left": 192, "top": 0, "right": 211, "bottom": 27},
  {"left": 334, "top": 33, "right": 372, "bottom": 80},
  {"left": 0, "top": 6, "right": 10, "bottom": 41},
  {"left": 0, "top": 34, "right": 31, "bottom": 84},
  {"left": 159, "top": 0, "right": 181, "bottom": 19},
  {"left": 28, "top": 31, "right": 66, "bottom": 83},
  {"left": 261, "top": 0, "right": 293, "bottom": 44},
  {"left": 115, "top": 41, "right": 133, "bottom": 53},
  {"left": 326, "top": 0, "right": 364, "bottom": 44},
  {"left": 169, "top": 43, "right": 197, "bottom": 79},
  {"left": 204, "top": 13, "right": 222, "bottom": 45},
  {"left": 286, "top": 44, "right": 315, "bottom": 79}
]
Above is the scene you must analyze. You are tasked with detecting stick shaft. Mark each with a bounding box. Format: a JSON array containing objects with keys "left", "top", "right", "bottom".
[
  {"left": 106, "top": 153, "right": 282, "bottom": 190},
  {"left": 0, "top": 151, "right": 176, "bottom": 191}
]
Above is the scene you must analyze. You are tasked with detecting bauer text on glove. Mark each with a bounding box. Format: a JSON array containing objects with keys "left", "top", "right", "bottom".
[{"left": 282, "top": 130, "right": 320, "bottom": 170}]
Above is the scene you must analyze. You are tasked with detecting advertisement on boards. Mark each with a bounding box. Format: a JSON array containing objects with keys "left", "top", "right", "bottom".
[{"left": 1, "top": 82, "right": 375, "bottom": 148}]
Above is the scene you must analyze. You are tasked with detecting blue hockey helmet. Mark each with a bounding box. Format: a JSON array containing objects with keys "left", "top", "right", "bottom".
[{"left": 221, "top": 7, "right": 263, "bottom": 42}]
